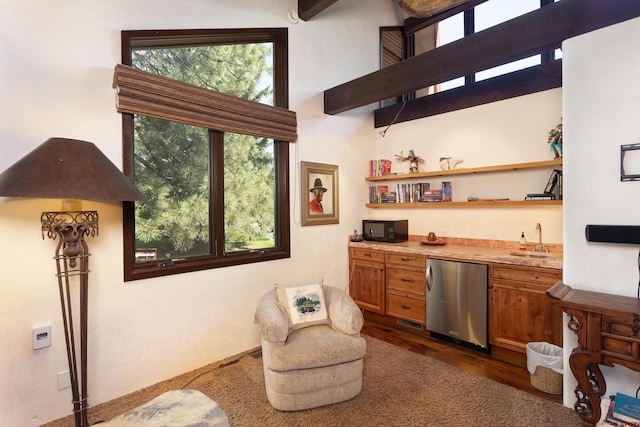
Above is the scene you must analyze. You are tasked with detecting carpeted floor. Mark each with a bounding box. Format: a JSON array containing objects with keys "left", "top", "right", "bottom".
[{"left": 43, "top": 335, "right": 582, "bottom": 426}]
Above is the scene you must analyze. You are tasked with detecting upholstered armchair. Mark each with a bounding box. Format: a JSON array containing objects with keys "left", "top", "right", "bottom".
[{"left": 254, "top": 284, "right": 367, "bottom": 411}]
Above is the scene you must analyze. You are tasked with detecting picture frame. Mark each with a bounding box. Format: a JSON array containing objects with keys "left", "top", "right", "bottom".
[
  {"left": 301, "top": 161, "right": 339, "bottom": 226},
  {"left": 621, "top": 143, "right": 640, "bottom": 181}
]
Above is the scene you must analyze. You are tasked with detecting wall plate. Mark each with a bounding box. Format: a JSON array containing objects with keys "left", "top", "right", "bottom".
[{"left": 32, "top": 325, "right": 51, "bottom": 350}]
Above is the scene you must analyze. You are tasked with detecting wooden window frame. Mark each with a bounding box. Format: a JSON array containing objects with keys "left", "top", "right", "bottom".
[{"left": 120, "top": 28, "right": 291, "bottom": 281}]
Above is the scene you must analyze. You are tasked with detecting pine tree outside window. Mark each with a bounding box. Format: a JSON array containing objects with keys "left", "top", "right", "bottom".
[{"left": 120, "top": 29, "right": 291, "bottom": 281}]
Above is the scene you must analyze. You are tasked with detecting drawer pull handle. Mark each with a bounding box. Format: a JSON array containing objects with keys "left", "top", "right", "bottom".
[
  {"left": 401, "top": 278, "right": 412, "bottom": 282},
  {"left": 364, "top": 253, "right": 372, "bottom": 257},
  {"left": 401, "top": 305, "right": 411, "bottom": 310},
  {"left": 401, "top": 257, "right": 410, "bottom": 261}
]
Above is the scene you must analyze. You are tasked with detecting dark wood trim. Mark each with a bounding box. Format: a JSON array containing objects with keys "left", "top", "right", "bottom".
[
  {"left": 375, "top": 59, "right": 562, "bottom": 127},
  {"left": 298, "top": 0, "right": 339, "bottom": 21},
  {"left": 325, "top": 0, "right": 640, "bottom": 115}
]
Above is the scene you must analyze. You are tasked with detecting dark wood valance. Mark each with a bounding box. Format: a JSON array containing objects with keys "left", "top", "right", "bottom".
[{"left": 113, "top": 64, "right": 297, "bottom": 142}]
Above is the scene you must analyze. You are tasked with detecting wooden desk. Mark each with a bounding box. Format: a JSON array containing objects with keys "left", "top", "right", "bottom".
[{"left": 547, "top": 282, "right": 640, "bottom": 426}]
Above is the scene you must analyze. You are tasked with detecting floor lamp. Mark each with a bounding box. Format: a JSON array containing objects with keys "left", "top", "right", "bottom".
[{"left": 0, "top": 138, "right": 144, "bottom": 427}]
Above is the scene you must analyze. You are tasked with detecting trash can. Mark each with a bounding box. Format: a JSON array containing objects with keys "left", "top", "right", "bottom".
[{"left": 526, "top": 342, "right": 563, "bottom": 394}]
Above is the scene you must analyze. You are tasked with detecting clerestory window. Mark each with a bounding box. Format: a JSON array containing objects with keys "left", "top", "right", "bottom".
[{"left": 119, "top": 29, "right": 291, "bottom": 281}]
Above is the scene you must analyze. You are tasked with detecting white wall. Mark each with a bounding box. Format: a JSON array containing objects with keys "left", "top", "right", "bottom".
[
  {"left": 0, "top": 1, "right": 398, "bottom": 425},
  {"left": 367, "top": 89, "right": 563, "bottom": 243},
  {"left": 562, "top": 17, "right": 640, "bottom": 406}
]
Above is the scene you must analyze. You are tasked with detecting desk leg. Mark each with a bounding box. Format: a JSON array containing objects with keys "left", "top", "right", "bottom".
[{"left": 569, "top": 350, "right": 605, "bottom": 426}]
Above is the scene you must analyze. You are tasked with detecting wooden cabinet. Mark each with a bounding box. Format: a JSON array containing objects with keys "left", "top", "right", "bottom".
[
  {"left": 548, "top": 282, "right": 640, "bottom": 426},
  {"left": 348, "top": 248, "right": 427, "bottom": 323},
  {"left": 349, "top": 247, "right": 385, "bottom": 314},
  {"left": 385, "top": 252, "right": 427, "bottom": 325},
  {"left": 488, "top": 264, "right": 562, "bottom": 355}
]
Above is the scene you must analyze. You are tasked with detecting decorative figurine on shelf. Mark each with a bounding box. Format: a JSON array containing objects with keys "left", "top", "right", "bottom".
[
  {"left": 548, "top": 118, "right": 563, "bottom": 158},
  {"left": 395, "top": 149, "right": 424, "bottom": 173},
  {"left": 439, "top": 157, "right": 463, "bottom": 170}
]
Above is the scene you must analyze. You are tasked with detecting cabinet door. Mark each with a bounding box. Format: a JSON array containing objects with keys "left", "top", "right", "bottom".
[
  {"left": 350, "top": 258, "right": 385, "bottom": 314},
  {"left": 489, "top": 265, "right": 562, "bottom": 354}
]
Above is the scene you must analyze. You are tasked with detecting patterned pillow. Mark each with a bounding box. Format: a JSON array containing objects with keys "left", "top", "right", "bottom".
[{"left": 275, "top": 280, "right": 328, "bottom": 331}]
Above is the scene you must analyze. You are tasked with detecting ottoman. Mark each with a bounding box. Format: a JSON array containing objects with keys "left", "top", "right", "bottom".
[{"left": 100, "top": 389, "right": 230, "bottom": 426}]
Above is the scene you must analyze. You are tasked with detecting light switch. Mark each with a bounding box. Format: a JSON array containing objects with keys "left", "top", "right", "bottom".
[{"left": 32, "top": 325, "right": 51, "bottom": 350}]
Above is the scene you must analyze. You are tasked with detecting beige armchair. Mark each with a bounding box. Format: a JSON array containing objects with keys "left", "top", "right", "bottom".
[{"left": 254, "top": 285, "right": 366, "bottom": 411}]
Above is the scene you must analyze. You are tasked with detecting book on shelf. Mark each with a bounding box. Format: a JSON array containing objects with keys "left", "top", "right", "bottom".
[
  {"left": 368, "top": 159, "right": 392, "bottom": 177},
  {"left": 611, "top": 393, "right": 640, "bottom": 425},
  {"left": 369, "top": 185, "right": 388, "bottom": 203}
]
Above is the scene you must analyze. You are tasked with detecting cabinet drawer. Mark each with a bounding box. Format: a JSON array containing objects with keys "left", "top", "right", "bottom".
[
  {"left": 387, "top": 293, "right": 425, "bottom": 324},
  {"left": 490, "top": 264, "right": 561, "bottom": 285},
  {"left": 350, "top": 247, "right": 384, "bottom": 262},
  {"left": 601, "top": 314, "right": 640, "bottom": 362},
  {"left": 386, "top": 252, "right": 426, "bottom": 269},
  {"left": 387, "top": 267, "right": 426, "bottom": 296}
]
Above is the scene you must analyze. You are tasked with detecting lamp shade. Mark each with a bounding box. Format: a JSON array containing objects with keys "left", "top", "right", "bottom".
[{"left": 0, "top": 138, "right": 144, "bottom": 201}]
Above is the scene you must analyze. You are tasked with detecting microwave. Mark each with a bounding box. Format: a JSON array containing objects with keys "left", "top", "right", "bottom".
[{"left": 362, "top": 220, "right": 408, "bottom": 243}]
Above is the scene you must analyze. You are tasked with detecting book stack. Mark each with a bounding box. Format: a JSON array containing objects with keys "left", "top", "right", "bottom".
[
  {"left": 369, "top": 185, "right": 388, "bottom": 203},
  {"left": 605, "top": 393, "right": 640, "bottom": 426},
  {"left": 369, "top": 159, "right": 392, "bottom": 177},
  {"left": 381, "top": 191, "right": 397, "bottom": 203},
  {"left": 413, "top": 182, "right": 430, "bottom": 202},
  {"left": 395, "top": 183, "right": 431, "bottom": 203},
  {"left": 396, "top": 183, "right": 411, "bottom": 203},
  {"left": 422, "top": 189, "right": 443, "bottom": 202}
]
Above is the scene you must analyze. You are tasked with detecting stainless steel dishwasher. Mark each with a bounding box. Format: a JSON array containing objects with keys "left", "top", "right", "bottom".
[{"left": 426, "top": 258, "right": 489, "bottom": 352}]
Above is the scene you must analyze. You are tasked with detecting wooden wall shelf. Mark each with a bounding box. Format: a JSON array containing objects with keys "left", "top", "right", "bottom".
[
  {"left": 365, "top": 158, "right": 562, "bottom": 182},
  {"left": 366, "top": 158, "right": 562, "bottom": 207},
  {"left": 366, "top": 200, "right": 562, "bottom": 208}
]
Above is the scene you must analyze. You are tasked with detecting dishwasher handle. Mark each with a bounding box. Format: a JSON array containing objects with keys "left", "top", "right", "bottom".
[{"left": 426, "top": 264, "right": 433, "bottom": 292}]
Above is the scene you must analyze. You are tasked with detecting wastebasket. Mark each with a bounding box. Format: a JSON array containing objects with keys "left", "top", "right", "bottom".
[{"left": 526, "top": 342, "right": 563, "bottom": 394}]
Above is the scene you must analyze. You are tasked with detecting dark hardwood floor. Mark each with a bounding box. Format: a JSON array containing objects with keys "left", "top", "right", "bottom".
[{"left": 361, "top": 320, "right": 564, "bottom": 404}]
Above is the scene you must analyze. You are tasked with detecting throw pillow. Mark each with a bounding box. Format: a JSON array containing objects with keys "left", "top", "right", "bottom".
[{"left": 275, "top": 280, "right": 328, "bottom": 331}]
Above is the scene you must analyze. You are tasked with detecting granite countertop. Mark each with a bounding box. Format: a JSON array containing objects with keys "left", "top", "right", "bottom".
[{"left": 349, "top": 237, "right": 563, "bottom": 270}]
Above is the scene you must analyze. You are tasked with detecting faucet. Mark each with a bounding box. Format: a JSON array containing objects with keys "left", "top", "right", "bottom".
[{"left": 533, "top": 223, "right": 548, "bottom": 253}]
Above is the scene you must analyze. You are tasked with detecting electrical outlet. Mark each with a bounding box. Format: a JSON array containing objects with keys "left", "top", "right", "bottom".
[
  {"left": 58, "top": 371, "right": 71, "bottom": 390},
  {"left": 32, "top": 325, "right": 51, "bottom": 350}
]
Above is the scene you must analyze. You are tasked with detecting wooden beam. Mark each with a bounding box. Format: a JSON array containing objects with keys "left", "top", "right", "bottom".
[
  {"left": 374, "top": 60, "right": 562, "bottom": 128},
  {"left": 324, "top": 0, "right": 640, "bottom": 115},
  {"left": 298, "top": 0, "right": 339, "bottom": 21}
]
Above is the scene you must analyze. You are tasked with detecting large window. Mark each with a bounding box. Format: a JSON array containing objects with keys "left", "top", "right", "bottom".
[
  {"left": 437, "top": 0, "right": 554, "bottom": 91},
  {"left": 409, "top": 0, "right": 560, "bottom": 93},
  {"left": 120, "top": 29, "right": 290, "bottom": 281}
]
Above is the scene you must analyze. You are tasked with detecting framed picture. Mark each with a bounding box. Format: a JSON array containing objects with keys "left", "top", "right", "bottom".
[{"left": 301, "top": 161, "right": 339, "bottom": 226}]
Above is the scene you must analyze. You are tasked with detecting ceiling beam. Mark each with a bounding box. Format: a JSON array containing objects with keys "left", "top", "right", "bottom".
[
  {"left": 375, "top": 60, "right": 562, "bottom": 128},
  {"left": 298, "top": 0, "right": 339, "bottom": 21},
  {"left": 324, "top": 0, "right": 640, "bottom": 115}
]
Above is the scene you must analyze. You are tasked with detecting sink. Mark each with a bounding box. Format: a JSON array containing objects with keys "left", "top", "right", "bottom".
[{"left": 510, "top": 251, "right": 556, "bottom": 259}]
